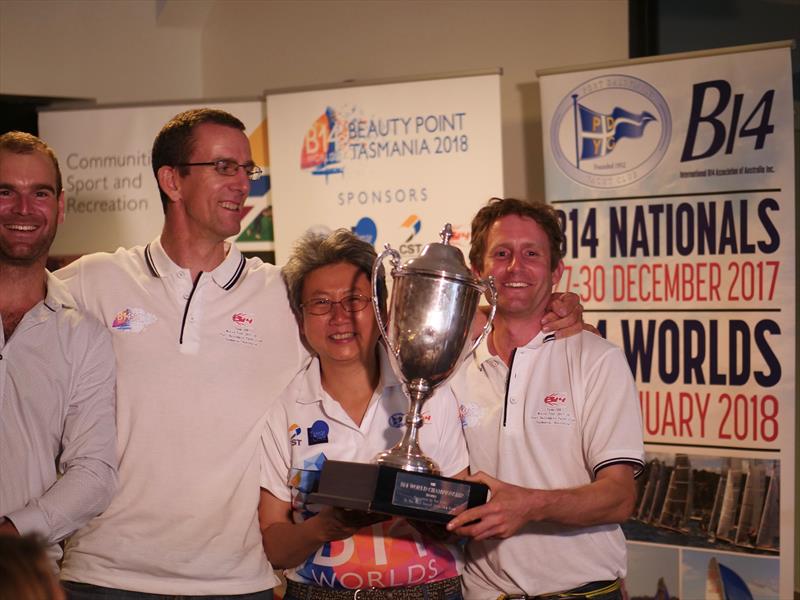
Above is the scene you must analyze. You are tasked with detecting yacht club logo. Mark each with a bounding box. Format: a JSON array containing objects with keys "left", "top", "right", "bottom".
[{"left": 550, "top": 74, "right": 671, "bottom": 188}]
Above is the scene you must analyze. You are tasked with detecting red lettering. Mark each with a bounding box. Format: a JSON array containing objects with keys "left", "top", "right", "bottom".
[{"left": 612, "top": 265, "right": 624, "bottom": 301}]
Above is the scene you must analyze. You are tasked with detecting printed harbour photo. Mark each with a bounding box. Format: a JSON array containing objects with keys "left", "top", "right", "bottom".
[{"left": 623, "top": 452, "right": 779, "bottom": 556}]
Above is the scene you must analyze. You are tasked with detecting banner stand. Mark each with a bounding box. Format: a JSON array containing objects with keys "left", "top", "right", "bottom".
[{"left": 539, "top": 40, "right": 795, "bottom": 600}]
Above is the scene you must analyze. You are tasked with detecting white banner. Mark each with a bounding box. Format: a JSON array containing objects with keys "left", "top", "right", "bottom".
[
  {"left": 267, "top": 73, "right": 503, "bottom": 263},
  {"left": 39, "top": 100, "right": 271, "bottom": 257},
  {"left": 539, "top": 43, "right": 794, "bottom": 600}
]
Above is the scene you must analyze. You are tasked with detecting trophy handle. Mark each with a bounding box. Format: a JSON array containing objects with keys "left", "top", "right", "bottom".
[
  {"left": 465, "top": 275, "right": 497, "bottom": 357},
  {"left": 373, "top": 244, "right": 402, "bottom": 356}
]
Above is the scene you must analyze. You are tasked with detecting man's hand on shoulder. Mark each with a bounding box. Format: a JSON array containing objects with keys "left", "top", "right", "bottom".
[
  {"left": 542, "top": 291, "right": 589, "bottom": 338},
  {"left": 446, "top": 472, "right": 538, "bottom": 541}
]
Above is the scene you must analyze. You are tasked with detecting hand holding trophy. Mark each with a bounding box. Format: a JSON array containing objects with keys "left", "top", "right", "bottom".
[{"left": 310, "top": 224, "right": 496, "bottom": 523}]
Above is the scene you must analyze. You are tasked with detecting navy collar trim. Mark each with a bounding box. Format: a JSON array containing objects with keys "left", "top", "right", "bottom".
[
  {"left": 222, "top": 253, "right": 246, "bottom": 290},
  {"left": 144, "top": 243, "right": 160, "bottom": 278}
]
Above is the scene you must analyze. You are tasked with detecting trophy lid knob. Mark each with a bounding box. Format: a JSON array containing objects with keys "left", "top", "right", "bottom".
[
  {"left": 440, "top": 223, "right": 453, "bottom": 246},
  {"left": 402, "top": 222, "right": 477, "bottom": 285}
]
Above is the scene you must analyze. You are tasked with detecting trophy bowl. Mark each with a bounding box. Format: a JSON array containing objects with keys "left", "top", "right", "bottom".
[{"left": 372, "top": 223, "right": 496, "bottom": 474}]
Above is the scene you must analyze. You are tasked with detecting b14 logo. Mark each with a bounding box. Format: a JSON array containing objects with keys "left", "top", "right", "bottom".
[{"left": 680, "top": 80, "right": 775, "bottom": 162}]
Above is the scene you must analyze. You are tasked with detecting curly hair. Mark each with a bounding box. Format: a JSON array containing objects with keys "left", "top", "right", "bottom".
[{"left": 469, "top": 197, "right": 565, "bottom": 273}]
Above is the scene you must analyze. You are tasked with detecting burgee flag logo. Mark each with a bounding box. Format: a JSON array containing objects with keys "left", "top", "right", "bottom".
[
  {"left": 577, "top": 105, "right": 656, "bottom": 159},
  {"left": 550, "top": 74, "right": 671, "bottom": 188}
]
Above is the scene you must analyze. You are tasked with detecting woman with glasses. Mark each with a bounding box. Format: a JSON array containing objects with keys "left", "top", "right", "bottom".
[{"left": 259, "top": 229, "right": 467, "bottom": 599}]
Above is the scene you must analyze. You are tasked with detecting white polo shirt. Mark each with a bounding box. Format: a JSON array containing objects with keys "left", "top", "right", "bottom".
[
  {"left": 56, "top": 238, "right": 307, "bottom": 595},
  {"left": 451, "top": 331, "right": 645, "bottom": 598},
  {"left": 261, "top": 347, "right": 469, "bottom": 590}
]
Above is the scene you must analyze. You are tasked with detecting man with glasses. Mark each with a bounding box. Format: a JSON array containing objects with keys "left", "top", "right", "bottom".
[
  {"left": 57, "top": 109, "right": 307, "bottom": 599},
  {"left": 0, "top": 132, "right": 117, "bottom": 569}
]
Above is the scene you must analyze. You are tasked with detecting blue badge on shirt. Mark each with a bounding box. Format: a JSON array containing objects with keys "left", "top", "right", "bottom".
[
  {"left": 388, "top": 412, "right": 405, "bottom": 428},
  {"left": 308, "top": 420, "right": 329, "bottom": 445}
]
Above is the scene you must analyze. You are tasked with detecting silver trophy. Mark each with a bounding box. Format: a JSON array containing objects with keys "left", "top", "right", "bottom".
[{"left": 372, "top": 223, "right": 497, "bottom": 474}]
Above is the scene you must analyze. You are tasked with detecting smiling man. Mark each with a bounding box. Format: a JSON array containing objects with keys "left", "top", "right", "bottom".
[
  {"left": 0, "top": 132, "right": 117, "bottom": 568},
  {"left": 55, "top": 110, "right": 307, "bottom": 599},
  {"left": 447, "top": 198, "right": 646, "bottom": 600}
]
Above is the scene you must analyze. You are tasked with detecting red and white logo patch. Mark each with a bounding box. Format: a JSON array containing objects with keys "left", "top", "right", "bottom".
[
  {"left": 232, "top": 312, "right": 254, "bottom": 327},
  {"left": 221, "top": 313, "right": 262, "bottom": 347},
  {"left": 536, "top": 393, "right": 574, "bottom": 426},
  {"left": 544, "top": 393, "right": 566, "bottom": 405}
]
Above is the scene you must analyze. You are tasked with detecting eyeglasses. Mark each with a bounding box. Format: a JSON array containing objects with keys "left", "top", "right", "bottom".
[
  {"left": 300, "top": 294, "right": 372, "bottom": 316},
  {"left": 176, "top": 159, "right": 263, "bottom": 181}
]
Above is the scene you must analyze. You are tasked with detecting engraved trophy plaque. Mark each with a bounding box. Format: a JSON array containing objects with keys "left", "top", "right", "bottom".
[{"left": 310, "top": 224, "right": 496, "bottom": 523}]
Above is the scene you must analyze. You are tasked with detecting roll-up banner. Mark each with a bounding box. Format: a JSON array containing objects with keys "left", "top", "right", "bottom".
[
  {"left": 266, "top": 71, "right": 504, "bottom": 263},
  {"left": 38, "top": 99, "right": 271, "bottom": 257},
  {"left": 539, "top": 41, "right": 794, "bottom": 599}
]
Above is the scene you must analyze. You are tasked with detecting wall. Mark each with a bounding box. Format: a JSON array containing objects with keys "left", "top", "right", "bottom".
[
  {"left": 0, "top": 0, "right": 627, "bottom": 199},
  {"left": 200, "top": 0, "right": 628, "bottom": 200},
  {"left": 0, "top": 0, "right": 204, "bottom": 103}
]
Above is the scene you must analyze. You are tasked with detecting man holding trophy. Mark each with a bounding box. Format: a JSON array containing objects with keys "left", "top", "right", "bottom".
[{"left": 447, "top": 198, "right": 645, "bottom": 600}]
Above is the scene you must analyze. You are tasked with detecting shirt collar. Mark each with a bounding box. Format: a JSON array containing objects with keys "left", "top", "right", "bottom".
[
  {"left": 296, "top": 343, "right": 401, "bottom": 406},
  {"left": 521, "top": 330, "right": 557, "bottom": 350},
  {"left": 144, "top": 236, "right": 246, "bottom": 291},
  {"left": 475, "top": 328, "right": 557, "bottom": 368},
  {"left": 474, "top": 333, "right": 495, "bottom": 367},
  {"left": 295, "top": 357, "right": 323, "bottom": 405},
  {"left": 376, "top": 343, "right": 403, "bottom": 390},
  {"left": 42, "top": 270, "right": 77, "bottom": 312}
]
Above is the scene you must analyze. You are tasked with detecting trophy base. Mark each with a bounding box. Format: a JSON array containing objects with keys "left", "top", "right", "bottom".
[{"left": 307, "top": 460, "right": 488, "bottom": 524}]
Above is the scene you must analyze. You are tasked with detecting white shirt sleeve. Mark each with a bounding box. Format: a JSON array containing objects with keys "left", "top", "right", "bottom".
[
  {"left": 7, "top": 318, "right": 117, "bottom": 543},
  {"left": 579, "top": 342, "right": 645, "bottom": 477},
  {"left": 260, "top": 402, "right": 293, "bottom": 502}
]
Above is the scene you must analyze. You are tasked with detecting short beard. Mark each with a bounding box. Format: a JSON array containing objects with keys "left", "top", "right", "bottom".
[{"left": 0, "top": 234, "right": 55, "bottom": 268}]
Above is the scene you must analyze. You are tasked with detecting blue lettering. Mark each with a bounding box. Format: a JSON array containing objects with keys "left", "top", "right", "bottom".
[{"left": 681, "top": 80, "right": 731, "bottom": 161}]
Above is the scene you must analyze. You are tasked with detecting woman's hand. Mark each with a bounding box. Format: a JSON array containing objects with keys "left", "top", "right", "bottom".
[{"left": 315, "top": 506, "right": 389, "bottom": 542}]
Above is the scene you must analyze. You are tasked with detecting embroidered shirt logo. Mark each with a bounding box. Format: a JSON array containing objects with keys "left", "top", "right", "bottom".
[
  {"left": 535, "top": 392, "right": 575, "bottom": 426},
  {"left": 221, "top": 312, "right": 262, "bottom": 346},
  {"left": 308, "top": 420, "right": 329, "bottom": 446},
  {"left": 388, "top": 412, "right": 405, "bottom": 428},
  {"left": 289, "top": 423, "right": 302, "bottom": 446},
  {"left": 232, "top": 312, "right": 254, "bottom": 327},
  {"left": 544, "top": 393, "right": 566, "bottom": 405},
  {"left": 111, "top": 308, "right": 156, "bottom": 333},
  {"left": 458, "top": 402, "right": 484, "bottom": 428}
]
